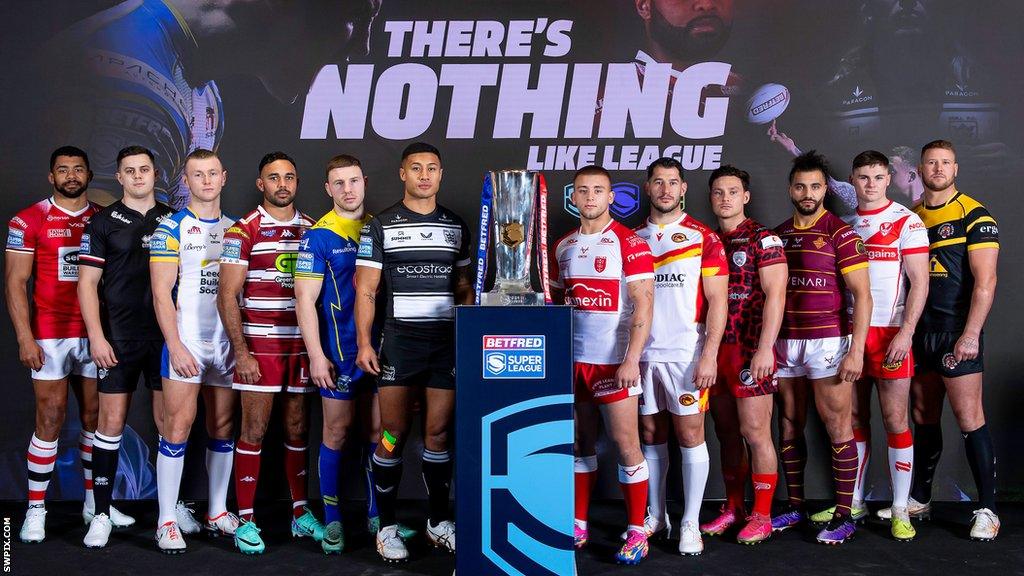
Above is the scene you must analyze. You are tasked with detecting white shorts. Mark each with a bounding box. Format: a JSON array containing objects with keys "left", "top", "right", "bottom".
[
  {"left": 161, "top": 340, "right": 235, "bottom": 387},
  {"left": 31, "top": 338, "right": 96, "bottom": 381},
  {"left": 774, "top": 336, "right": 851, "bottom": 380},
  {"left": 639, "top": 361, "right": 708, "bottom": 416}
]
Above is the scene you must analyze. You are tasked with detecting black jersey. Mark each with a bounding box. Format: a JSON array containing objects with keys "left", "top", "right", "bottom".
[
  {"left": 79, "top": 200, "right": 173, "bottom": 340},
  {"left": 913, "top": 191, "right": 999, "bottom": 332},
  {"left": 356, "top": 201, "right": 471, "bottom": 333}
]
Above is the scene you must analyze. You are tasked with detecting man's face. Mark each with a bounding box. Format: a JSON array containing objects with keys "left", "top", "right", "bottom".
[
  {"left": 116, "top": 154, "right": 156, "bottom": 199},
  {"left": 257, "top": 159, "right": 298, "bottom": 208},
  {"left": 646, "top": 165, "right": 686, "bottom": 214},
  {"left": 400, "top": 152, "right": 442, "bottom": 200},
  {"left": 890, "top": 157, "right": 916, "bottom": 195},
  {"left": 183, "top": 157, "right": 227, "bottom": 203},
  {"left": 643, "top": 0, "right": 734, "bottom": 61},
  {"left": 789, "top": 170, "right": 827, "bottom": 216},
  {"left": 49, "top": 155, "right": 91, "bottom": 199},
  {"left": 865, "top": 0, "right": 931, "bottom": 38},
  {"left": 919, "top": 148, "right": 957, "bottom": 192},
  {"left": 709, "top": 175, "right": 748, "bottom": 219},
  {"left": 325, "top": 165, "right": 366, "bottom": 213},
  {"left": 572, "top": 174, "right": 614, "bottom": 222},
  {"left": 851, "top": 163, "right": 891, "bottom": 205}
]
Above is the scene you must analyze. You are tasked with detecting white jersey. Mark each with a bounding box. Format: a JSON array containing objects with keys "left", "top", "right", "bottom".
[
  {"left": 551, "top": 220, "right": 654, "bottom": 364},
  {"left": 634, "top": 214, "right": 728, "bottom": 361},
  {"left": 843, "top": 200, "right": 929, "bottom": 327},
  {"left": 150, "top": 208, "right": 235, "bottom": 341}
]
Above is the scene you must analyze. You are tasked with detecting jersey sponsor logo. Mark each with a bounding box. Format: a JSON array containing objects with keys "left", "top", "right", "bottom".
[
  {"left": 141, "top": 234, "right": 154, "bottom": 248},
  {"left": 420, "top": 231, "right": 433, "bottom": 240},
  {"left": 790, "top": 276, "right": 826, "bottom": 288},
  {"left": 599, "top": 237, "right": 615, "bottom": 245},
  {"left": 655, "top": 272, "right": 688, "bottom": 287},
  {"left": 855, "top": 239, "right": 866, "bottom": 254},
  {"left": 221, "top": 238, "right": 242, "bottom": 260},
  {"left": 482, "top": 335, "right": 545, "bottom": 379},
  {"left": 564, "top": 280, "right": 617, "bottom": 311},
  {"left": 942, "top": 353, "right": 959, "bottom": 370},
  {"left": 280, "top": 229, "right": 296, "bottom": 238},
  {"left": 79, "top": 233, "right": 91, "bottom": 253},
  {"left": 626, "top": 234, "right": 646, "bottom": 248},
  {"left": 882, "top": 358, "right": 903, "bottom": 372},
  {"left": 760, "top": 235, "right": 783, "bottom": 249},
  {"left": 679, "top": 393, "right": 696, "bottom": 406},
  {"left": 150, "top": 232, "right": 169, "bottom": 252},
  {"left": 670, "top": 232, "right": 686, "bottom": 243},
  {"left": 182, "top": 242, "right": 206, "bottom": 252},
  {"left": 260, "top": 229, "right": 276, "bottom": 237},
  {"left": 58, "top": 246, "right": 80, "bottom": 281},
  {"left": 591, "top": 377, "right": 619, "bottom": 397},
  {"left": 296, "top": 252, "right": 315, "bottom": 273},
  {"left": 938, "top": 223, "right": 955, "bottom": 239},
  {"left": 48, "top": 228, "right": 72, "bottom": 238},
  {"left": 46, "top": 214, "right": 69, "bottom": 221},
  {"left": 396, "top": 264, "right": 452, "bottom": 276},
  {"left": 732, "top": 250, "right": 747, "bottom": 267},
  {"left": 111, "top": 211, "right": 132, "bottom": 225},
  {"left": 7, "top": 227, "right": 25, "bottom": 248},
  {"left": 626, "top": 250, "right": 648, "bottom": 263},
  {"left": 187, "top": 225, "right": 202, "bottom": 235},
  {"left": 594, "top": 256, "right": 606, "bottom": 273},
  {"left": 867, "top": 247, "right": 898, "bottom": 261},
  {"left": 275, "top": 253, "right": 299, "bottom": 275},
  {"left": 163, "top": 219, "right": 179, "bottom": 230},
  {"left": 332, "top": 245, "right": 356, "bottom": 254},
  {"left": 929, "top": 256, "right": 948, "bottom": 277},
  {"left": 11, "top": 216, "right": 27, "bottom": 228},
  {"left": 656, "top": 232, "right": 664, "bottom": 241},
  {"left": 357, "top": 235, "right": 374, "bottom": 257},
  {"left": 380, "top": 364, "right": 396, "bottom": 382},
  {"left": 978, "top": 224, "right": 998, "bottom": 235}
]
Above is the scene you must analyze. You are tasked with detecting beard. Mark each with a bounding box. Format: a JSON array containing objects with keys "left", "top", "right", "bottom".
[
  {"left": 792, "top": 197, "right": 822, "bottom": 216},
  {"left": 650, "top": 4, "right": 731, "bottom": 61},
  {"left": 923, "top": 176, "right": 954, "bottom": 193},
  {"left": 265, "top": 191, "right": 296, "bottom": 208},
  {"left": 54, "top": 180, "right": 88, "bottom": 199},
  {"left": 652, "top": 198, "right": 682, "bottom": 214}
]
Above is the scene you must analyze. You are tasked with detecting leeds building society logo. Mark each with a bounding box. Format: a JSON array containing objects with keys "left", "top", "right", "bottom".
[
  {"left": 563, "top": 182, "right": 641, "bottom": 218},
  {"left": 483, "top": 336, "right": 545, "bottom": 380}
]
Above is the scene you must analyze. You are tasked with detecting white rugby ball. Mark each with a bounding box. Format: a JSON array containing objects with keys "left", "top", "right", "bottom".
[{"left": 745, "top": 83, "right": 790, "bottom": 124}]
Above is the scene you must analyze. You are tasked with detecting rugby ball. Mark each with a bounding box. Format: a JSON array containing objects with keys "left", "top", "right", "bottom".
[{"left": 744, "top": 83, "right": 790, "bottom": 125}]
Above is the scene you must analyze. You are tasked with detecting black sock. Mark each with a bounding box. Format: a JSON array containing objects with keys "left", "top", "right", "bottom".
[
  {"left": 910, "top": 423, "right": 942, "bottom": 503},
  {"left": 422, "top": 449, "right": 453, "bottom": 526},
  {"left": 964, "top": 424, "right": 997, "bottom": 512},
  {"left": 92, "top": 432, "right": 121, "bottom": 516},
  {"left": 371, "top": 454, "right": 403, "bottom": 528}
]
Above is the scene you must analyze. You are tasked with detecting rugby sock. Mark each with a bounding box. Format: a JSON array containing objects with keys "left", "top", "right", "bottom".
[
  {"left": 831, "top": 439, "right": 858, "bottom": 518},
  {"left": 156, "top": 439, "right": 187, "bottom": 525},
  {"left": 618, "top": 460, "right": 650, "bottom": 532},
  {"left": 887, "top": 429, "right": 914, "bottom": 508},
  {"left": 371, "top": 454, "right": 403, "bottom": 528},
  {"left": 422, "top": 449, "right": 453, "bottom": 526},
  {"left": 364, "top": 442, "right": 379, "bottom": 519},
  {"left": 910, "top": 423, "right": 942, "bottom": 504},
  {"left": 642, "top": 443, "right": 669, "bottom": 524},
  {"left": 91, "top": 432, "right": 121, "bottom": 516},
  {"left": 680, "top": 444, "right": 710, "bottom": 526},
  {"left": 751, "top": 473, "right": 778, "bottom": 517},
  {"left": 852, "top": 427, "right": 870, "bottom": 505},
  {"left": 723, "top": 462, "right": 748, "bottom": 514},
  {"left": 318, "top": 444, "right": 342, "bottom": 525},
  {"left": 26, "top": 435, "right": 58, "bottom": 508},
  {"left": 234, "top": 441, "right": 262, "bottom": 521},
  {"left": 780, "top": 435, "right": 807, "bottom": 508},
  {"left": 964, "top": 424, "right": 997, "bottom": 512},
  {"left": 79, "top": 430, "right": 95, "bottom": 510},
  {"left": 206, "top": 438, "right": 234, "bottom": 518},
  {"left": 573, "top": 455, "right": 598, "bottom": 528},
  {"left": 284, "top": 441, "right": 309, "bottom": 519}
]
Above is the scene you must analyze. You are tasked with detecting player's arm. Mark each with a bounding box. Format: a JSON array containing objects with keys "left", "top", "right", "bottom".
[
  {"left": 217, "top": 262, "right": 260, "bottom": 384},
  {"left": 958, "top": 246, "right": 998, "bottom": 362},
  {"left": 768, "top": 120, "right": 856, "bottom": 212},
  {"left": 77, "top": 266, "right": 117, "bottom": 369},
  {"left": 752, "top": 261, "right": 788, "bottom": 381},
  {"left": 839, "top": 265, "right": 872, "bottom": 383},
  {"left": 616, "top": 277, "right": 653, "bottom": 390},
  {"left": 4, "top": 251, "right": 43, "bottom": 370},
  {"left": 886, "top": 252, "right": 929, "bottom": 364},
  {"left": 295, "top": 274, "right": 334, "bottom": 390},
  {"left": 354, "top": 265, "right": 382, "bottom": 375},
  {"left": 695, "top": 274, "right": 728, "bottom": 389},
  {"left": 150, "top": 259, "right": 199, "bottom": 378}
]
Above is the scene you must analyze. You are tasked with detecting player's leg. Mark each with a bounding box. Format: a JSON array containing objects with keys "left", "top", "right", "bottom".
[
  {"left": 423, "top": 386, "right": 456, "bottom": 551},
  {"left": 601, "top": 395, "right": 650, "bottom": 564},
  {"left": 69, "top": 374, "right": 99, "bottom": 514},
  {"left": 573, "top": 397, "right": 600, "bottom": 547},
  {"left": 944, "top": 370, "right": 998, "bottom": 540},
  {"left": 851, "top": 378, "right": 873, "bottom": 512},
  {"left": 282, "top": 389, "right": 323, "bottom": 541},
  {"left": 811, "top": 374, "right": 857, "bottom": 544},
  {"left": 773, "top": 376, "right": 809, "bottom": 528},
  {"left": 373, "top": 384, "right": 413, "bottom": 562},
  {"left": 637, "top": 360, "right": 671, "bottom": 536},
  {"left": 319, "top": 391, "right": 355, "bottom": 554},
  {"left": 878, "top": 376, "right": 915, "bottom": 539},
  {"left": 909, "top": 372, "right": 944, "bottom": 512},
  {"left": 704, "top": 392, "right": 745, "bottom": 536},
  {"left": 202, "top": 383, "right": 236, "bottom": 521},
  {"left": 233, "top": 390, "right": 271, "bottom": 522},
  {"left": 736, "top": 392, "right": 777, "bottom": 543},
  {"left": 21, "top": 375, "right": 70, "bottom": 543},
  {"left": 155, "top": 377, "right": 200, "bottom": 552},
  {"left": 673, "top": 409, "right": 708, "bottom": 556}
]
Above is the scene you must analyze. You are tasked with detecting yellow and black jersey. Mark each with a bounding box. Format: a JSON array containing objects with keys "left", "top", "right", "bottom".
[{"left": 914, "top": 191, "right": 999, "bottom": 331}]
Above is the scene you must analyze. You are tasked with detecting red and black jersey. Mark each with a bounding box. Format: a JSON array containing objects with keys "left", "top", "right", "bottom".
[{"left": 720, "top": 218, "right": 787, "bottom": 349}]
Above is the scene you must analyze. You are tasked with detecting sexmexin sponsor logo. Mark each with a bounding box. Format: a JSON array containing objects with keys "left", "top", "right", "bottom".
[{"left": 482, "top": 335, "right": 546, "bottom": 380}]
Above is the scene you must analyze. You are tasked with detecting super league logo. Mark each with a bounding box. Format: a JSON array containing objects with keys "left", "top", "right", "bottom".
[
  {"left": 563, "top": 182, "right": 641, "bottom": 219},
  {"left": 481, "top": 395, "right": 575, "bottom": 575}
]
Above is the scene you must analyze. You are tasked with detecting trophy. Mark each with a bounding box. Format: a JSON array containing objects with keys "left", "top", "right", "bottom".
[{"left": 475, "top": 170, "right": 551, "bottom": 306}]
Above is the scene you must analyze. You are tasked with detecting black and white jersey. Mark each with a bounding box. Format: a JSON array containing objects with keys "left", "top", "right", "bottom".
[
  {"left": 79, "top": 200, "right": 173, "bottom": 341},
  {"left": 356, "top": 201, "right": 471, "bottom": 331}
]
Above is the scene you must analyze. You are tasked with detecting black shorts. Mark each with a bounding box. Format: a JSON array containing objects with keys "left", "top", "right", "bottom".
[
  {"left": 98, "top": 340, "right": 163, "bottom": 393},
  {"left": 913, "top": 331, "right": 984, "bottom": 377},
  {"left": 377, "top": 329, "right": 455, "bottom": 390}
]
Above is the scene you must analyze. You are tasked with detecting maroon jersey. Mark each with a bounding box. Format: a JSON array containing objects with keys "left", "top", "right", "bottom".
[
  {"left": 720, "top": 218, "right": 787, "bottom": 349},
  {"left": 775, "top": 211, "right": 868, "bottom": 340}
]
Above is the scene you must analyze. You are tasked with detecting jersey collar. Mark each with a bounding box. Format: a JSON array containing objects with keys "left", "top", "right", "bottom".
[
  {"left": 257, "top": 204, "right": 302, "bottom": 226},
  {"left": 856, "top": 200, "right": 892, "bottom": 216}
]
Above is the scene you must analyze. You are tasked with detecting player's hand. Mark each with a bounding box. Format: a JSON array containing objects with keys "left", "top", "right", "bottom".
[
  {"left": 235, "top": 351, "right": 262, "bottom": 385},
  {"left": 838, "top": 353, "right": 863, "bottom": 384},
  {"left": 749, "top": 347, "right": 775, "bottom": 382},
  {"left": 768, "top": 120, "right": 799, "bottom": 156},
  {"left": 693, "top": 352, "right": 718, "bottom": 390},
  {"left": 615, "top": 360, "right": 641, "bottom": 390},
  {"left": 884, "top": 329, "right": 913, "bottom": 366},
  {"left": 18, "top": 337, "right": 44, "bottom": 371},
  {"left": 89, "top": 337, "right": 118, "bottom": 370},
  {"left": 954, "top": 333, "right": 980, "bottom": 362},
  {"left": 309, "top": 353, "right": 336, "bottom": 390},
  {"left": 168, "top": 341, "right": 200, "bottom": 379},
  {"left": 356, "top": 345, "right": 380, "bottom": 375}
]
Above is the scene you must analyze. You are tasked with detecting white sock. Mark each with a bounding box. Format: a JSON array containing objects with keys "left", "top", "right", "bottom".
[
  {"left": 854, "top": 434, "right": 869, "bottom": 505},
  {"left": 642, "top": 443, "right": 669, "bottom": 524},
  {"left": 157, "top": 439, "right": 187, "bottom": 525},
  {"left": 206, "top": 438, "right": 235, "bottom": 517},
  {"left": 679, "top": 443, "right": 710, "bottom": 526},
  {"left": 888, "top": 430, "right": 914, "bottom": 508},
  {"left": 79, "top": 430, "right": 95, "bottom": 510}
]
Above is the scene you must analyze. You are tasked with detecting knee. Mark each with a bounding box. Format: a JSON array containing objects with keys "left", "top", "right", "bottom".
[
  {"left": 779, "top": 414, "right": 804, "bottom": 437},
  {"left": 36, "top": 402, "right": 66, "bottom": 434},
  {"left": 322, "top": 421, "right": 351, "bottom": 450},
  {"left": 610, "top": 429, "right": 641, "bottom": 456},
  {"left": 164, "top": 418, "right": 193, "bottom": 444},
  {"left": 881, "top": 412, "right": 908, "bottom": 434},
  {"left": 97, "top": 411, "right": 125, "bottom": 436},
  {"left": 640, "top": 420, "right": 662, "bottom": 446},
  {"left": 676, "top": 426, "right": 705, "bottom": 449},
  {"left": 424, "top": 427, "right": 449, "bottom": 451}
]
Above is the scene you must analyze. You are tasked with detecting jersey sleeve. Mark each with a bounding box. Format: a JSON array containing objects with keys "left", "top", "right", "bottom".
[
  {"left": 295, "top": 229, "right": 327, "bottom": 280},
  {"left": 221, "top": 219, "right": 253, "bottom": 266},
  {"left": 832, "top": 222, "right": 869, "bottom": 275},
  {"left": 455, "top": 218, "right": 472, "bottom": 268},
  {"left": 548, "top": 243, "right": 563, "bottom": 289},
  {"left": 622, "top": 233, "right": 654, "bottom": 282},
  {"left": 6, "top": 211, "right": 36, "bottom": 254},
  {"left": 965, "top": 206, "right": 999, "bottom": 251},
  {"left": 149, "top": 218, "right": 181, "bottom": 263},
  {"left": 900, "top": 213, "right": 930, "bottom": 256},
  {"left": 700, "top": 231, "right": 728, "bottom": 277},
  {"left": 754, "top": 229, "right": 787, "bottom": 268},
  {"left": 355, "top": 218, "right": 384, "bottom": 269},
  {"left": 78, "top": 216, "right": 107, "bottom": 268}
]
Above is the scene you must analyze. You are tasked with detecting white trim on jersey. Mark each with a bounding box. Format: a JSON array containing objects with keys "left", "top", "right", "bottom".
[
  {"left": 242, "top": 297, "right": 295, "bottom": 311},
  {"left": 392, "top": 293, "right": 455, "bottom": 320},
  {"left": 242, "top": 324, "right": 303, "bottom": 338}
]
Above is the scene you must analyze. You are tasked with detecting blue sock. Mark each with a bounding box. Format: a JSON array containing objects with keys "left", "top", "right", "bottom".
[
  {"left": 365, "top": 442, "right": 379, "bottom": 519},
  {"left": 318, "top": 443, "right": 342, "bottom": 525}
]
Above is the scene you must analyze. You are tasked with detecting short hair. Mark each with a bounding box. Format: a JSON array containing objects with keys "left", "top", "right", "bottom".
[
  {"left": 708, "top": 165, "right": 750, "bottom": 191},
  {"left": 324, "top": 154, "right": 362, "bottom": 180},
  {"left": 50, "top": 146, "right": 89, "bottom": 171},
  {"left": 889, "top": 145, "right": 916, "bottom": 167},
  {"left": 184, "top": 148, "right": 219, "bottom": 167},
  {"left": 789, "top": 149, "right": 830, "bottom": 183},
  {"left": 851, "top": 150, "right": 889, "bottom": 171},
  {"left": 646, "top": 157, "right": 685, "bottom": 181},
  {"left": 573, "top": 164, "right": 612, "bottom": 185},
  {"left": 258, "top": 151, "right": 297, "bottom": 174},
  {"left": 401, "top": 142, "right": 441, "bottom": 164},
  {"left": 116, "top": 145, "right": 155, "bottom": 168},
  {"left": 921, "top": 139, "right": 956, "bottom": 158}
]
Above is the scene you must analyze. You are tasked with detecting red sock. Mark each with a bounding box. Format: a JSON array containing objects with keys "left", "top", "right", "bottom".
[
  {"left": 723, "top": 463, "right": 748, "bottom": 513},
  {"left": 574, "top": 456, "right": 598, "bottom": 525},
  {"left": 234, "top": 441, "right": 262, "bottom": 521},
  {"left": 751, "top": 473, "right": 778, "bottom": 517},
  {"left": 284, "top": 441, "right": 309, "bottom": 519},
  {"left": 618, "top": 462, "right": 650, "bottom": 529}
]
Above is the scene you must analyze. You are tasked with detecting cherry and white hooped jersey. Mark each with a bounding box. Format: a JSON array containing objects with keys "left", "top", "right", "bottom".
[
  {"left": 551, "top": 220, "right": 654, "bottom": 364},
  {"left": 843, "top": 200, "right": 928, "bottom": 327},
  {"left": 634, "top": 214, "right": 728, "bottom": 361}
]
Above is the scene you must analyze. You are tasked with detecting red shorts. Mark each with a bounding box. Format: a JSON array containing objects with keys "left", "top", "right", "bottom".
[
  {"left": 865, "top": 326, "right": 914, "bottom": 380},
  {"left": 574, "top": 362, "right": 640, "bottom": 405},
  {"left": 715, "top": 342, "right": 778, "bottom": 398},
  {"left": 232, "top": 352, "right": 313, "bottom": 394}
]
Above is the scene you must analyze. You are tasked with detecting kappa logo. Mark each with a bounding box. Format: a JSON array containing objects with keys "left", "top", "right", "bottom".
[{"left": 280, "top": 229, "right": 295, "bottom": 238}]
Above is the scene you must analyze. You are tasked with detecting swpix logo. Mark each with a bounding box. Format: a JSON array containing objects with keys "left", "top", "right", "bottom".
[
  {"left": 483, "top": 336, "right": 545, "bottom": 380},
  {"left": 481, "top": 395, "right": 575, "bottom": 576},
  {"left": 563, "top": 182, "right": 641, "bottom": 218}
]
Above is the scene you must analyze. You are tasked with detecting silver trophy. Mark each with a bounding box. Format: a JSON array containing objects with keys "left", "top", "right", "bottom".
[{"left": 480, "top": 170, "right": 546, "bottom": 306}]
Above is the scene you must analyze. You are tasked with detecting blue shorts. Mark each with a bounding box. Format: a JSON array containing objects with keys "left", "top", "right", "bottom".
[{"left": 319, "top": 356, "right": 376, "bottom": 400}]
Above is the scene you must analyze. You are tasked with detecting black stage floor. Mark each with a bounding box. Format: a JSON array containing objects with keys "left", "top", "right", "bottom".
[{"left": 2, "top": 500, "right": 1020, "bottom": 575}]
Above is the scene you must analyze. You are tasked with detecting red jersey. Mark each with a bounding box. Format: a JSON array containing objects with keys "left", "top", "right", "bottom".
[
  {"left": 6, "top": 198, "right": 99, "bottom": 339},
  {"left": 220, "top": 206, "right": 314, "bottom": 354},
  {"left": 720, "top": 218, "right": 787, "bottom": 349},
  {"left": 775, "top": 211, "right": 868, "bottom": 340}
]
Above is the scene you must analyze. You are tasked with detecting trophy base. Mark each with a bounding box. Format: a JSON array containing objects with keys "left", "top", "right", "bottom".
[{"left": 480, "top": 291, "right": 546, "bottom": 306}]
